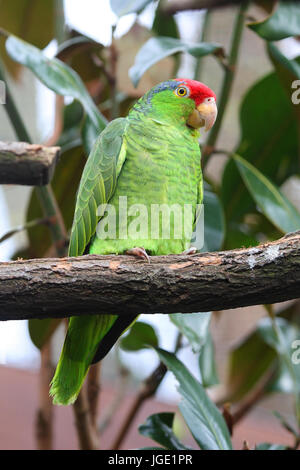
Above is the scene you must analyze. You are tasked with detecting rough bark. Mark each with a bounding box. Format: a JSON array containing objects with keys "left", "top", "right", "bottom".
[
  {"left": 0, "top": 141, "right": 60, "bottom": 186},
  {"left": 0, "top": 231, "right": 300, "bottom": 320}
]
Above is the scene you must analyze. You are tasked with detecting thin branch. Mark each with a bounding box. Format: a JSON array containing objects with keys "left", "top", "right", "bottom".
[
  {"left": 87, "top": 363, "right": 101, "bottom": 429},
  {"left": 202, "top": 2, "right": 249, "bottom": 166},
  {"left": 72, "top": 389, "right": 99, "bottom": 450},
  {"left": 35, "top": 343, "right": 54, "bottom": 450},
  {"left": 1, "top": 231, "right": 300, "bottom": 320},
  {"left": 111, "top": 361, "right": 168, "bottom": 450},
  {"left": 98, "top": 365, "right": 130, "bottom": 433}
]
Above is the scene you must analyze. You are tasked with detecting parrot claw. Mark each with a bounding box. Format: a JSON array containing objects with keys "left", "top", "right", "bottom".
[
  {"left": 182, "top": 246, "right": 198, "bottom": 255},
  {"left": 126, "top": 247, "right": 150, "bottom": 263}
]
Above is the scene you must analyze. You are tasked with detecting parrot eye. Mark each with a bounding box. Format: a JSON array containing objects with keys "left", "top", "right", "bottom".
[{"left": 175, "top": 86, "right": 190, "bottom": 98}]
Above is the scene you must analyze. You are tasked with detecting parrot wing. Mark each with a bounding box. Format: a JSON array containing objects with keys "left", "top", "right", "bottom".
[{"left": 68, "top": 117, "right": 128, "bottom": 257}]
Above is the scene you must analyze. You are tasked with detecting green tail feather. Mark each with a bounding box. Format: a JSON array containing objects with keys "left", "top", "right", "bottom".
[{"left": 50, "top": 314, "right": 116, "bottom": 405}]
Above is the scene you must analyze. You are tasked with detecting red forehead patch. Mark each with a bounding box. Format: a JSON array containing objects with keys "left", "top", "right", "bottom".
[{"left": 175, "top": 78, "right": 216, "bottom": 106}]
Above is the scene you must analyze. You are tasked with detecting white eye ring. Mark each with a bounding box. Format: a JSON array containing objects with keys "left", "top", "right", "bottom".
[{"left": 205, "top": 97, "right": 215, "bottom": 103}]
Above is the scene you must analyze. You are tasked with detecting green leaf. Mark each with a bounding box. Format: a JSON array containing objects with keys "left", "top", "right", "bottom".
[
  {"left": 227, "top": 329, "right": 276, "bottom": 402},
  {"left": 156, "top": 349, "right": 232, "bottom": 450},
  {"left": 248, "top": 1, "right": 300, "bottom": 41},
  {"left": 129, "top": 37, "right": 223, "bottom": 87},
  {"left": 5, "top": 35, "right": 107, "bottom": 139},
  {"left": 169, "top": 312, "right": 211, "bottom": 354},
  {"left": 152, "top": 2, "right": 179, "bottom": 39},
  {"left": 110, "top": 0, "right": 152, "bottom": 17},
  {"left": 120, "top": 321, "right": 159, "bottom": 351},
  {"left": 233, "top": 154, "right": 300, "bottom": 234},
  {"left": 202, "top": 186, "right": 225, "bottom": 252},
  {"left": 28, "top": 318, "right": 61, "bottom": 350},
  {"left": 0, "top": 0, "right": 55, "bottom": 77},
  {"left": 255, "top": 443, "right": 287, "bottom": 450},
  {"left": 258, "top": 316, "right": 300, "bottom": 423},
  {"left": 221, "top": 69, "right": 299, "bottom": 225},
  {"left": 199, "top": 332, "right": 219, "bottom": 388},
  {"left": 139, "top": 413, "right": 190, "bottom": 450}
]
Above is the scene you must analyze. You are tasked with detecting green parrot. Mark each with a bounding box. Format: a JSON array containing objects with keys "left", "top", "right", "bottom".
[{"left": 50, "top": 78, "right": 217, "bottom": 405}]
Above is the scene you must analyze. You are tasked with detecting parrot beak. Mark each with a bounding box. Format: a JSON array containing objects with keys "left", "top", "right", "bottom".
[{"left": 187, "top": 100, "right": 217, "bottom": 131}]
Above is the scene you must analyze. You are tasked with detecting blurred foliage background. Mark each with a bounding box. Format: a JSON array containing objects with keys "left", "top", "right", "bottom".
[{"left": 1, "top": 0, "right": 300, "bottom": 450}]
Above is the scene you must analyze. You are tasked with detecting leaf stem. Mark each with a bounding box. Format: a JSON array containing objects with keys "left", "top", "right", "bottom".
[
  {"left": 0, "top": 60, "right": 67, "bottom": 257},
  {"left": 194, "top": 10, "right": 211, "bottom": 81},
  {"left": 202, "top": 2, "right": 249, "bottom": 167}
]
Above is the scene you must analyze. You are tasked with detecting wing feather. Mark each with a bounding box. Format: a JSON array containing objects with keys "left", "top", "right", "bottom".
[{"left": 68, "top": 118, "right": 128, "bottom": 257}]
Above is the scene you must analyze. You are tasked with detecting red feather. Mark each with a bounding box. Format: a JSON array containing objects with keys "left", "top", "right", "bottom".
[{"left": 175, "top": 78, "right": 216, "bottom": 106}]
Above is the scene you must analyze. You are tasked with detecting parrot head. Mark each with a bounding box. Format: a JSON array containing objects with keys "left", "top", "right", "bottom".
[{"left": 142, "top": 78, "right": 217, "bottom": 131}]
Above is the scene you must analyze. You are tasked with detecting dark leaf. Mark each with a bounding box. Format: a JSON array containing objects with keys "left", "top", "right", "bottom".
[
  {"left": 139, "top": 413, "right": 189, "bottom": 450},
  {"left": 199, "top": 332, "right": 219, "bottom": 387},
  {"left": 221, "top": 69, "right": 299, "bottom": 225},
  {"left": 120, "top": 321, "right": 159, "bottom": 351},
  {"left": 202, "top": 185, "right": 225, "bottom": 252}
]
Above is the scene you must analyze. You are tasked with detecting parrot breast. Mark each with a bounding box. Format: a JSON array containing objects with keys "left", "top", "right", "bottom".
[{"left": 89, "top": 109, "right": 202, "bottom": 256}]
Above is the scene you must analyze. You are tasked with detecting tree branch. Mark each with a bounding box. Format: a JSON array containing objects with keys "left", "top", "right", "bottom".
[
  {"left": 0, "top": 141, "right": 60, "bottom": 186},
  {"left": 0, "top": 232, "right": 300, "bottom": 320}
]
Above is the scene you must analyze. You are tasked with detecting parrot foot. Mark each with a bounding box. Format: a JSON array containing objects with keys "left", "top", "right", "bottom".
[
  {"left": 182, "top": 246, "right": 198, "bottom": 255},
  {"left": 126, "top": 247, "right": 150, "bottom": 263}
]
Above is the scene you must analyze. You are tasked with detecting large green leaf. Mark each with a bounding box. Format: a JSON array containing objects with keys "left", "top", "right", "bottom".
[
  {"left": 152, "top": 1, "right": 179, "bottom": 39},
  {"left": 248, "top": 1, "right": 300, "bottom": 41},
  {"left": 233, "top": 154, "right": 300, "bottom": 234},
  {"left": 120, "top": 321, "right": 159, "bottom": 351},
  {"left": 221, "top": 70, "right": 299, "bottom": 225},
  {"left": 139, "top": 413, "right": 190, "bottom": 450},
  {"left": 156, "top": 349, "right": 232, "bottom": 450},
  {"left": 110, "top": 0, "right": 152, "bottom": 17},
  {"left": 5, "top": 35, "right": 107, "bottom": 141},
  {"left": 129, "top": 37, "right": 223, "bottom": 87},
  {"left": 0, "top": 0, "right": 55, "bottom": 77},
  {"left": 169, "top": 312, "right": 211, "bottom": 354}
]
